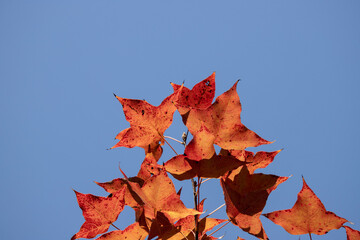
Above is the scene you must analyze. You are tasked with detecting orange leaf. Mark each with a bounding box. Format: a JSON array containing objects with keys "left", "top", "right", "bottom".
[
  {"left": 111, "top": 91, "right": 178, "bottom": 149},
  {"left": 175, "top": 80, "right": 271, "bottom": 151},
  {"left": 95, "top": 177, "right": 144, "bottom": 208},
  {"left": 184, "top": 123, "right": 216, "bottom": 161},
  {"left": 95, "top": 222, "right": 148, "bottom": 240},
  {"left": 139, "top": 170, "right": 201, "bottom": 220},
  {"left": 137, "top": 142, "right": 163, "bottom": 181},
  {"left": 221, "top": 166, "right": 288, "bottom": 239},
  {"left": 263, "top": 177, "right": 348, "bottom": 236},
  {"left": 71, "top": 188, "right": 126, "bottom": 240},
  {"left": 344, "top": 226, "right": 360, "bottom": 240}
]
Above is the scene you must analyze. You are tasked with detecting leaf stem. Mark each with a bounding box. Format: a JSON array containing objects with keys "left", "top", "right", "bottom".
[
  {"left": 111, "top": 223, "right": 120, "bottom": 230},
  {"left": 208, "top": 220, "right": 231, "bottom": 237},
  {"left": 164, "top": 135, "right": 184, "bottom": 145},
  {"left": 309, "top": 233, "right": 312, "bottom": 240},
  {"left": 201, "top": 203, "right": 225, "bottom": 219},
  {"left": 201, "top": 178, "right": 211, "bottom": 184},
  {"left": 163, "top": 137, "right": 178, "bottom": 155}
]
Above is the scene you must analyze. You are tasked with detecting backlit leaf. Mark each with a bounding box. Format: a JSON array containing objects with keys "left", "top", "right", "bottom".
[
  {"left": 264, "top": 177, "right": 348, "bottom": 236},
  {"left": 71, "top": 188, "right": 125, "bottom": 239}
]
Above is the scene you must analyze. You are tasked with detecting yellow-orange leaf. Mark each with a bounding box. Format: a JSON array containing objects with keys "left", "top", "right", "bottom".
[
  {"left": 71, "top": 188, "right": 125, "bottom": 240},
  {"left": 264, "top": 177, "right": 348, "bottom": 236}
]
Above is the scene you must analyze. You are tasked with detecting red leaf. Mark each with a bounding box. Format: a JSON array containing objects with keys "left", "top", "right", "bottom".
[
  {"left": 264, "top": 177, "right": 348, "bottom": 236},
  {"left": 171, "top": 72, "right": 216, "bottom": 114},
  {"left": 111, "top": 91, "right": 178, "bottom": 150},
  {"left": 71, "top": 188, "right": 125, "bottom": 240}
]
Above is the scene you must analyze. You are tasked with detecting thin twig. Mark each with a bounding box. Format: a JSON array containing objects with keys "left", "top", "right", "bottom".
[
  {"left": 111, "top": 223, "right": 120, "bottom": 230},
  {"left": 164, "top": 135, "right": 184, "bottom": 145},
  {"left": 179, "top": 230, "right": 190, "bottom": 240},
  {"left": 163, "top": 137, "right": 178, "bottom": 155},
  {"left": 201, "top": 203, "right": 225, "bottom": 219},
  {"left": 309, "top": 233, "right": 312, "bottom": 240},
  {"left": 191, "top": 178, "right": 199, "bottom": 240},
  {"left": 201, "top": 178, "right": 211, "bottom": 184},
  {"left": 208, "top": 220, "right": 231, "bottom": 237}
]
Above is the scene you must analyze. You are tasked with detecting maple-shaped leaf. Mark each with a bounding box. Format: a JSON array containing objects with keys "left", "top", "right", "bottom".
[
  {"left": 95, "top": 222, "right": 148, "bottom": 240},
  {"left": 175, "top": 80, "right": 271, "bottom": 151},
  {"left": 171, "top": 72, "right": 216, "bottom": 115},
  {"left": 111, "top": 91, "right": 178, "bottom": 150},
  {"left": 71, "top": 188, "right": 126, "bottom": 240},
  {"left": 220, "top": 149, "right": 282, "bottom": 174},
  {"left": 221, "top": 166, "right": 288, "bottom": 239},
  {"left": 344, "top": 226, "right": 360, "bottom": 240},
  {"left": 263, "top": 177, "right": 348, "bottom": 236}
]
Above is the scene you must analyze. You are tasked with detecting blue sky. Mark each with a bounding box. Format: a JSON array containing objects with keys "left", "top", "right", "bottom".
[{"left": 1, "top": 1, "right": 359, "bottom": 239}]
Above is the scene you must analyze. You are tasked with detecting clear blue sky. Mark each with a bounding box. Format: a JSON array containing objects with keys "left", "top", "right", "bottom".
[{"left": 1, "top": 1, "right": 359, "bottom": 239}]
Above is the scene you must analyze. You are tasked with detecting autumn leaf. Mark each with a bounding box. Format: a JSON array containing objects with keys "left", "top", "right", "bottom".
[
  {"left": 71, "top": 188, "right": 126, "bottom": 240},
  {"left": 136, "top": 170, "right": 201, "bottom": 221},
  {"left": 95, "top": 222, "right": 148, "bottom": 240},
  {"left": 263, "top": 177, "right": 348, "bottom": 236},
  {"left": 111, "top": 90, "right": 178, "bottom": 150},
  {"left": 220, "top": 149, "right": 282, "bottom": 174},
  {"left": 175, "top": 80, "right": 271, "bottom": 151},
  {"left": 95, "top": 177, "right": 144, "bottom": 208},
  {"left": 221, "top": 166, "right": 288, "bottom": 239},
  {"left": 184, "top": 123, "right": 216, "bottom": 160},
  {"left": 171, "top": 72, "right": 216, "bottom": 115},
  {"left": 114, "top": 169, "right": 200, "bottom": 238},
  {"left": 97, "top": 143, "right": 163, "bottom": 207},
  {"left": 344, "top": 226, "right": 360, "bottom": 240},
  {"left": 164, "top": 123, "right": 246, "bottom": 180},
  {"left": 137, "top": 142, "right": 163, "bottom": 181},
  {"left": 164, "top": 154, "right": 246, "bottom": 181}
]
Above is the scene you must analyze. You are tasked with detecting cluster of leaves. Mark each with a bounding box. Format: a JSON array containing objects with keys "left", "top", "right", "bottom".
[{"left": 72, "top": 73, "right": 360, "bottom": 240}]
